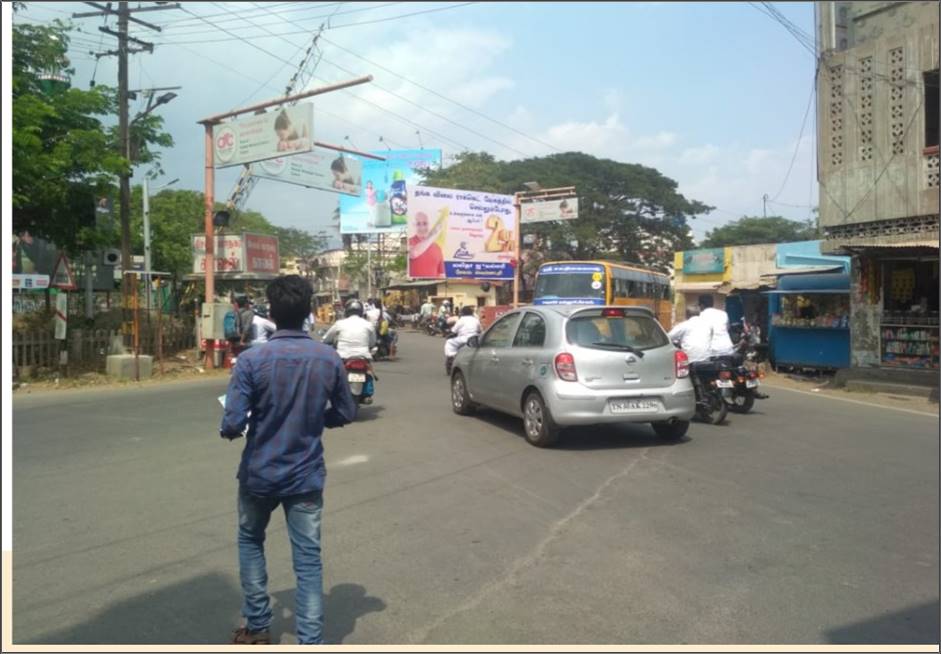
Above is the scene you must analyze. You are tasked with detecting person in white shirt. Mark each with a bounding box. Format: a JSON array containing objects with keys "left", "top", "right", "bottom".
[
  {"left": 668, "top": 306, "right": 712, "bottom": 363},
  {"left": 365, "top": 299, "right": 382, "bottom": 329},
  {"left": 322, "top": 300, "right": 376, "bottom": 360},
  {"left": 698, "top": 295, "right": 735, "bottom": 357},
  {"left": 444, "top": 305, "right": 482, "bottom": 367},
  {"left": 249, "top": 306, "right": 277, "bottom": 347}
]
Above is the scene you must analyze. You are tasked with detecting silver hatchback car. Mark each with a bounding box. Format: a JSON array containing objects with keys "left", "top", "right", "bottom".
[{"left": 450, "top": 305, "right": 696, "bottom": 447}]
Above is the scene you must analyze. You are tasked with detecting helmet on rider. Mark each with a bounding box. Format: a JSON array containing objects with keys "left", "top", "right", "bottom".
[{"left": 345, "top": 299, "right": 364, "bottom": 318}]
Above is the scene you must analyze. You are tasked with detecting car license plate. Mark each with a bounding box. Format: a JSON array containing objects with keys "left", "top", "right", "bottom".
[
  {"left": 746, "top": 379, "right": 759, "bottom": 388},
  {"left": 715, "top": 380, "right": 734, "bottom": 388},
  {"left": 347, "top": 373, "right": 366, "bottom": 383},
  {"left": 609, "top": 398, "right": 662, "bottom": 414}
]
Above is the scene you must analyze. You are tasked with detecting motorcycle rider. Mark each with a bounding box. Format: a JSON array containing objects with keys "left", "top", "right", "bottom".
[
  {"left": 444, "top": 305, "right": 482, "bottom": 375},
  {"left": 249, "top": 304, "right": 278, "bottom": 347},
  {"left": 322, "top": 300, "right": 377, "bottom": 403},
  {"left": 419, "top": 297, "right": 435, "bottom": 327},
  {"left": 698, "top": 294, "right": 735, "bottom": 358},
  {"left": 668, "top": 306, "right": 712, "bottom": 364}
]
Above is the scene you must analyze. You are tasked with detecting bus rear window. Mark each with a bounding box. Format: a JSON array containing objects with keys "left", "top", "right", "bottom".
[{"left": 534, "top": 272, "right": 605, "bottom": 304}]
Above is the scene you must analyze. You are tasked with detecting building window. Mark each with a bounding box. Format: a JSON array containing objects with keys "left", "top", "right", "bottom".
[
  {"left": 829, "top": 66, "right": 845, "bottom": 167},
  {"left": 925, "top": 70, "right": 939, "bottom": 149}
]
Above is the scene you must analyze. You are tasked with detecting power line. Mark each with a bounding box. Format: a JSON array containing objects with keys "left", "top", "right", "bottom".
[
  {"left": 319, "top": 36, "right": 564, "bottom": 154},
  {"left": 770, "top": 75, "right": 816, "bottom": 202},
  {"left": 208, "top": 2, "right": 529, "bottom": 157},
  {"left": 136, "top": 2, "right": 400, "bottom": 40},
  {"left": 148, "top": 2, "right": 479, "bottom": 45},
  {"left": 174, "top": 4, "right": 477, "bottom": 153}
]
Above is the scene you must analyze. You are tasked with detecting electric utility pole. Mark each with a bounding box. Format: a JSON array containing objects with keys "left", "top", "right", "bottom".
[{"left": 72, "top": 2, "right": 179, "bottom": 345}]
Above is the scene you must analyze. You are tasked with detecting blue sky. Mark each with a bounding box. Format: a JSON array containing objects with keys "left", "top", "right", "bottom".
[{"left": 13, "top": 1, "right": 820, "bottom": 247}]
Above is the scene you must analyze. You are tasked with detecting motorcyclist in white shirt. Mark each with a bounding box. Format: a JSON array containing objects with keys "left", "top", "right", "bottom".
[
  {"left": 697, "top": 294, "right": 735, "bottom": 358},
  {"left": 322, "top": 299, "right": 378, "bottom": 402},
  {"left": 668, "top": 306, "right": 712, "bottom": 363},
  {"left": 323, "top": 299, "right": 376, "bottom": 360},
  {"left": 444, "top": 305, "right": 482, "bottom": 375}
]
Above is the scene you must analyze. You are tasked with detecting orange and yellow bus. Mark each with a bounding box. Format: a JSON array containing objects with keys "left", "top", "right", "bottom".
[{"left": 533, "top": 260, "right": 673, "bottom": 327}]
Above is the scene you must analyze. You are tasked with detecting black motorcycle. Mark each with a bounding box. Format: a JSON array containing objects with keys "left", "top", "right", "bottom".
[
  {"left": 725, "top": 327, "right": 768, "bottom": 414},
  {"left": 688, "top": 357, "right": 732, "bottom": 425}
]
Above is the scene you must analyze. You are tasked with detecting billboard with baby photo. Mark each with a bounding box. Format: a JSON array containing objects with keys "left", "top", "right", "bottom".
[
  {"left": 339, "top": 149, "right": 441, "bottom": 234},
  {"left": 406, "top": 185, "right": 517, "bottom": 280}
]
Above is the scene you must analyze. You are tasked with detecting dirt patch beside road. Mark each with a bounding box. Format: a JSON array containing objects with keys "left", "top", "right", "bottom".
[{"left": 762, "top": 370, "right": 939, "bottom": 415}]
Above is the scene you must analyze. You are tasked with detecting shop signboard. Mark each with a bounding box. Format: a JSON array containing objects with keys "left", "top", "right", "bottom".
[
  {"left": 213, "top": 104, "right": 313, "bottom": 168},
  {"left": 243, "top": 233, "right": 280, "bottom": 274},
  {"left": 11, "top": 274, "right": 50, "bottom": 291},
  {"left": 339, "top": 149, "right": 442, "bottom": 234},
  {"left": 192, "top": 234, "right": 244, "bottom": 273},
  {"left": 254, "top": 149, "right": 362, "bottom": 196},
  {"left": 683, "top": 248, "right": 725, "bottom": 274},
  {"left": 405, "top": 185, "right": 516, "bottom": 280},
  {"left": 520, "top": 197, "right": 579, "bottom": 224}
]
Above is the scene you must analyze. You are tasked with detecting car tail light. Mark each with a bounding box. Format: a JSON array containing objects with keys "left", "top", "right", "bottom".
[
  {"left": 601, "top": 308, "right": 625, "bottom": 318},
  {"left": 674, "top": 350, "right": 689, "bottom": 378},
  {"left": 554, "top": 352, "right": 578, "bottom": 381},
  {"left": 719, "top": 370, "right": 732, "bottom": 380}
]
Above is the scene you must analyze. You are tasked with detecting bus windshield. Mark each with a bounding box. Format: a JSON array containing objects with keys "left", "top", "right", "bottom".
[{"left": 533, "top": 263, "right": 606, "bottom": 305}]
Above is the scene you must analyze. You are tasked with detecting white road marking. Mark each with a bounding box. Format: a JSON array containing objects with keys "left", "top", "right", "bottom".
[
  {"left": 334, "top": 454, "right": 369, "bottom": 466},
  {"left": 764, "top": 384, "right": 939, "bottom": 418}
]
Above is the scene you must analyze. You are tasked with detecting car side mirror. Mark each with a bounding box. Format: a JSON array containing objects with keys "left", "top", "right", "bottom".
[{"left": 467, "top": 335, "right": 480, "bottom": 349}]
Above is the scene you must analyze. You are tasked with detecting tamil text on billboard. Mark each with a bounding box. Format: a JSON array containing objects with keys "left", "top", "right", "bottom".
[
  {"left": 243, "top": 233, "right": 280, "bottom": 274},
  {"left": 339, "top": 149, "right": 442, "bottom": 234},
  {"left": 520, "top": 197, "right": 579, "bottom": 224},
  {"left": 254, "top": 149, "right": 362, "bottom": 196},
  {"left": 213, "top": 104, "right": 313, "bottom": 168},
  {"left": 192, "top": 234, "right": 244, "bottom": 273},
  {"left": 406, "top": 185, "right": 516, "bottom": 280}
]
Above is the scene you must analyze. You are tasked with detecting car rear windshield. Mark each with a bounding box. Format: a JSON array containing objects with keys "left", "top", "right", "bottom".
[{"left": 565, "top": 312, "right": 669, "bottom": 351}]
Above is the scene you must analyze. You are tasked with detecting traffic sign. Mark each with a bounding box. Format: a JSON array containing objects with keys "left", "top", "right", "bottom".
[{"left": 51, "top": 254, "right": 77, "bottom": 290}]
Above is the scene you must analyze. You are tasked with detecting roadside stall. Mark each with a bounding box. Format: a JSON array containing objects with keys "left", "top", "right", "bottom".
[
  {"left": 878, "top": 258, "right": 939, "bottom": 370},
  {"left": 767, "top": 271, "right": 851, "bottom": 370}
]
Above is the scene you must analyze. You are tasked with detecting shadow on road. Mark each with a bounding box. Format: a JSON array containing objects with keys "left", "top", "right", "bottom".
[
  {"left": 470, "top": 410, "right": 691, "bottom": 450},
  {"left": 272, "top": 583, "right": 386, "bottom": 644},
  {"left": 354, "top": 404, "right": 386, "bottom": 422},
  {"left": 23, "top": 573, "right": 386, "bottom": 646},
  {"left": 824, "top": 600, "right": 940, "bottom": 644}
]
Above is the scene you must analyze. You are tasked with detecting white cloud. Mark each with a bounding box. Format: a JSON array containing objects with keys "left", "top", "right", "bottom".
[{"left": 679, "top": 144, "right": 720, "bottom": 165}]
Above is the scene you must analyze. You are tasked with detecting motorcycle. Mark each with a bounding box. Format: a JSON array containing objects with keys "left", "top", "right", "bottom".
[
  {"left": 343, "top": 357, "right": 375, "bottom": 405},
  {"left": 685, "top": 355, "right": 732, "bottom": 425},
  {"left": 724, "top": 326, "right": 768, "bottom": 414}
]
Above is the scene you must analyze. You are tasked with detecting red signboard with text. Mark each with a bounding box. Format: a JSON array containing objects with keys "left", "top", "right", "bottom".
[{"left": 243, "top": 233, "right": 280, "bottom": 274}]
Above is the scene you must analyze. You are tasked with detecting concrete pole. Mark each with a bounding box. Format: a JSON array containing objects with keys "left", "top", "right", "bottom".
[
  {"left": 85, "top": 251, "right": 94, "bottom": 320},
  {"left": 143, "top": 176, "right": 152, "bottom": 290},
  {"left": 203, "top": 123, "right": 215, "bottom": 368}
]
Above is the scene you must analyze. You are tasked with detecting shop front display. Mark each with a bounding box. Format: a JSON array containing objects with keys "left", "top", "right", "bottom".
[
  {"left": 767, "top": 272, "right": 851, "bottom": 370},
  {"left": 879, "top": 259, "right": 939, "bottom": 369}
]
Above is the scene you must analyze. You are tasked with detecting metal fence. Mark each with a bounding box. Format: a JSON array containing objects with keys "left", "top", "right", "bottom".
[{"left": 12, "top": 323, "right": 196, "bottom": 371}]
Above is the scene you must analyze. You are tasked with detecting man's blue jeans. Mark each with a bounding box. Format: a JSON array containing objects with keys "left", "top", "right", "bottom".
[{"left": 237, "top": 487, "right": 324, "bottom": 645}]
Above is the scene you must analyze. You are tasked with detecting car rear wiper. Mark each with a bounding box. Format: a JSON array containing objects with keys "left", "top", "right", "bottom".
[{"left": 590, "top": 342, "right": 645, "bottom": 357}]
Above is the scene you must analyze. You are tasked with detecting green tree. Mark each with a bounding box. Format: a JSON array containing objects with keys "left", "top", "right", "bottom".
[
  {"left": 699, "top": 215, "right": 818, "bottom": 248},
  {"left": 12, "top": 17, "right": 172, "bottom": 253},
  {"left": 421, "top": 152, "right": 711, "bottom": 281},
  {"left": 125, "top": 187, "right": 279, "bottom": 278}
]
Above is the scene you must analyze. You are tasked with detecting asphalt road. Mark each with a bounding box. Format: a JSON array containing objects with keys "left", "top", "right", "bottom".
[{"left": 12, "top": 331, "right": 940, "bottom": 645}]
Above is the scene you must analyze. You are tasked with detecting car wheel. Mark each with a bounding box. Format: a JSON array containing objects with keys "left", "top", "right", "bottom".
[
  {"left": 651, "top": 419, "right": 689, "bottom": 441},
  {"left": 729, "top": 393, "right": 755, "bottom": 414},
  {"left": 522, "top": 391, "right": 559, "bottom": 448},
  {"left": 451, "top": 371, "right": 476, "bottom": 415}
]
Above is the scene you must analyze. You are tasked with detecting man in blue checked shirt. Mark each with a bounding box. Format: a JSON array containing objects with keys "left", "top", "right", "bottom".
[{"left": 221, "top": 275, "right": 357, "bottom": 645}]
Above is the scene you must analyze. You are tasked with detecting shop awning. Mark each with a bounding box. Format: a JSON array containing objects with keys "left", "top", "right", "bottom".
[
  {"left": 673, "top": 281, "right": 728, "bottom": 293},
  {"left": 823, "top": 235, "right": 939, "bottom": 254}
]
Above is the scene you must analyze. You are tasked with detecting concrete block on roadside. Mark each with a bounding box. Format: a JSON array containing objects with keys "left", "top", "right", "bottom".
[{"left": 106, "top": 354, "right": 153, "bottom": 380}]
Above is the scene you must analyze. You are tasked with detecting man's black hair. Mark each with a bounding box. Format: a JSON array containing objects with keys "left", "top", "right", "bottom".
[
  {"left": 330, "top": 156, "right": 347, "bottom": 173},
  {"left": 235, "top": 294, "right": 250, "bottom": 308},
  {"left": 461, "top": 305, "right": 474, "bottom": 316},
  {"left": 266, "top": 275, "right": 313, "bottom": 330},
  {"left": 698, "top": 294, "right": 714, "bottom": 309}
]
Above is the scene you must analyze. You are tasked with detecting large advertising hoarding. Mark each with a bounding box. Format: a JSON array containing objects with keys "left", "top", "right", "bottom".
[
  {"left": 213, "top": 104, "right": 313, "bottom": 168},
  {"left": 520, "top": 197, "right": 579, "bottom": 224},
  {"left": 406, "top": 185, "right": 516, "bottom": 280},
  {"left": 192, "top": 233, "right": 281, "bottom": 274},
  {"left": 339, "top": 149, "right": 442, "bottom": 234},
  {"left": 254, "top": 149, "right": 362, "bottom": 196},
  {"left": 682, "top": 248, "right": 725, "bottom": 274}
]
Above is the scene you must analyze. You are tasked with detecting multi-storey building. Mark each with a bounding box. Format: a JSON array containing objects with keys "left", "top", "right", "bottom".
[{"left": 816, "top": 1, "right": 939, "bottom": 380}]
